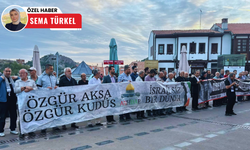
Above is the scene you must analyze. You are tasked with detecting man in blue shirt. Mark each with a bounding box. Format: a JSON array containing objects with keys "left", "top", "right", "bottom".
[
  {"left": 118, "top": 65, "right": 132, "bottom": 83},
  {"left": 0, "top": 67, "right": 19, "bottom": 137},
  {"left": 130, "top": 66, "right": 138, "bottom": 81},
  {"left": 118, "top": 65, "right": 132, "bottom": 122},
  {"left": 37, "top": 64, "right": 58, "bottom": 134}
]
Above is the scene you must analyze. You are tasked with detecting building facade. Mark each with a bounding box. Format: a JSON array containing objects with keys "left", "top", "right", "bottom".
[{"left": 148, "top": 18, "right": 250, "bottom": 74}]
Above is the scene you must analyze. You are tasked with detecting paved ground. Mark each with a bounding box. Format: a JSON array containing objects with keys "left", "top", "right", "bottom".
[{"left": 1, "top": 100, "right": 250, "bottom": 150}]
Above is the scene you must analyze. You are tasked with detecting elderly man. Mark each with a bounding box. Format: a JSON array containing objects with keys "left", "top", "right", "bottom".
[
  {"left": 135, "top": 70, "right": 147, "bottom": 119},
  {"left": 59, "top": 67, "right": 79, "bottom": 130},
  {"left": 175, "top": 71, "right": 186, "bottom": 112},
  {"left": 166, "top": 73, "right": 175, "bottom": 82},
  {"left": 191, "top": 71, "right": 202, "bottom": 111},
  {"left": 78, "top": 73, "right": 88, "bottom": 85},
  {"left": 136, "top": 70, "right": 145, "bottom": 82},
  {"left": 37, "top": 64, "right": 58, "bottom": 133},
  {"left": 102, "top": 66, "right": 117, "bottom": 125},
  {"left": 213, "top": 72, "right": 220, "bottom": 79},
  {"left": 118, "top": 65, "right": 132, "bottom": 121},
  {"left": 15, "top": 69, "right": 37, "bottom": 94},
  {"left": 213, "top": 72, "right": 221, "bottom": 107},
  {"left": 184, "top": 72, "right": 189, "bottom": 81},
  {"left": 0, "top": 68, "right": 19, "bottom": 137},
  {"left": 88, "top": 69, "right": 103, "bottom": 127},
  {"left": 15, "top": 69, "right": 37, "bottom": 137},
  {"left": 166, "top": 73, "right": 176, "bottom": 114},
  {"left": 130, "top": 66, "right": 138, "bottom": 81},
  {"left": 156, "top": 72, "right": 165, "bottom": 82},
  {"left": 28, "top": 67, "right": 39, "bottom": 84}
]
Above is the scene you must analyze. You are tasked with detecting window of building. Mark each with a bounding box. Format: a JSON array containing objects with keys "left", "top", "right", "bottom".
[
  {"left": 189, "top": 42, "right": 196, "bottom": 54},
  {"left": 237, "top": 39, "right": 249, "bottom": 52},
  {"left": 158, "top": 44, "right": 164, "bottom": 54},
  {"left": 199, "top": 43, "right": 205, "bottom": 54},
  {"left": 168, "top": 68, "right": 174, "bottom": 73},
  {"left": 159, "top": 68, "right": 165, "bottom": 72},
  {"left": 180, "top": 43, "right": 187, "bottom": 53},
  {"left": 211, "top": 43, "right": 218, "bottom": 54},
  {"left": 167, "top": 44, "right": 173, "bottom": 54}
]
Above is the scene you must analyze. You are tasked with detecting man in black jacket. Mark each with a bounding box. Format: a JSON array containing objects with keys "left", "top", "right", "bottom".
[
  {"left": 59, "top": 67, "right": 79, "bottom": 130},
  {"left": 191, "top": 70, "right": 202, "bottom": 110},
  {"left": 78, "top": 73, "right": 88, "bottom": 85},
  {"left": 102, "top": 66, "right": 117, "bottom": 125},
  {"left": 225, "top": 73, "right": 239, "bottom": 116}
]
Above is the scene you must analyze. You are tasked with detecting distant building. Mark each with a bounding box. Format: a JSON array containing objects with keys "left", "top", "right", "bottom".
[
  {"left": 16, "top": 59, "right": 25, "bottom": 64},
  {"left": 211, "top": 18, "right": 250, "bottom": 70},
  {"left": 148, "top": 18, "right": 250, "bottom": 74}
]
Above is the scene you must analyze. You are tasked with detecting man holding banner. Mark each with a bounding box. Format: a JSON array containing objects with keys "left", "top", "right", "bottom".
[
  {"left": 37, "top": 64, "right": 58, "bottom": 133},
  {"left": 59, "top": 67, "right": 79, "bottom": 130},
  {"left": 102, "top": 66, "right": 117, "bottom": 125},
  {"left": 88, "top": 69, "right": 103, "bottom": 127},
  {"left": 191, "top": 71, "right": 202, "bottom": 110},
  {"left": 225, "top": 73, "right": 239, "bottom": 116},
  {"left": 118, "top": 65, "right": 132, "bottom": 122}
]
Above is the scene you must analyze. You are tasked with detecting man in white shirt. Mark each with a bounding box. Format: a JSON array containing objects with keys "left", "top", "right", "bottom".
[
  {"left": 88, "top": 69, "right": 102, "bottom": 127},
  {"left": 15, "top": 69, "right": 37, "bottom": 94},
  {"left": 14, "top": 69, "right": 37, "bottom": 137}
]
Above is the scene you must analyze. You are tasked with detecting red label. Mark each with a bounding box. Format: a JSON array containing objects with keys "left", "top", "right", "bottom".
[{"left": 25, "top": 14, "right": 82, "bottom": 29}]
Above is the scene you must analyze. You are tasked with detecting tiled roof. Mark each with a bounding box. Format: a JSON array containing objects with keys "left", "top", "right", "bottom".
[
  {"left": 215, "top": 23, "right": 250, "bottom": 34},
  {"left": 152, "top": 29, "right": 221, "bottom": 35}
]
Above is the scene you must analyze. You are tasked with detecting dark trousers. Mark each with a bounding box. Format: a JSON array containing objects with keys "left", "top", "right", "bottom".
[
  {"left": 0, "top": 99, "right": 17, "bottom": 132},
  {"left": 106, "top": 115, "right": 115, "bottom": 122},
  {"left": 7, "top": 98, "right": 17, "bottom": 131},
  {"left": 119, "top": 113, "right": 130, "bottom": 119},
  {"left": 0, "top": 102, "right": 7, "bottom": 132},
  {"left": 192, "top": 94, "right": 198, "bottom": 109},
  {"left": 226, "top": 95, "right": 236, "bottom": 114},
  {"left": 238, "top": 96, "right": 243, "bottom": 101}
]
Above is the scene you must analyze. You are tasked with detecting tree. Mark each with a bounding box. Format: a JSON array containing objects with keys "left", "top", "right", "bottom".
[{"left": 1, "top": 62, "right": 30, "bottom": 75}]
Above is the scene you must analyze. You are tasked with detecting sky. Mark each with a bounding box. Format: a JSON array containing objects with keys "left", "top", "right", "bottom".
[{"left": 0, "top": 0, "right": 249, "bottom": 66}]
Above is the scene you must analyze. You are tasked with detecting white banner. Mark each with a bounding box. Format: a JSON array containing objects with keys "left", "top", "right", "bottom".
[{"left": 17, "top": 81, "right": 190, "bottom": 134}]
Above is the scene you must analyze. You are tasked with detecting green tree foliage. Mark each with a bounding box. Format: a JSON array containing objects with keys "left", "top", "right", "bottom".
[{"left": 1, "top": 62, "right": 30, "bottom": 75}]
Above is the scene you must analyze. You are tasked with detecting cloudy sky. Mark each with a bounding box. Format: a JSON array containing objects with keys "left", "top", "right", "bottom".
[{"left": 0, "top": 0, "right": 249, "bottom": 66}]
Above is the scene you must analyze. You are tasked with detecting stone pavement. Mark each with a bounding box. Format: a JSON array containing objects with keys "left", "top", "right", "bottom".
[{"left": 1, "top": 100, "right": 250, "bottom": 150}]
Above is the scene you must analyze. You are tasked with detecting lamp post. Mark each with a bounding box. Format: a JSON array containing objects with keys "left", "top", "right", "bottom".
[{"left": 55, "top": 52, "right": 59, "bottom": 79}]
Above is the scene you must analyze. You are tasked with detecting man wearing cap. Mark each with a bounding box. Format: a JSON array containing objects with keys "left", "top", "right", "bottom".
[{"left": 28, "top": 67, "right": 39, "bottom": 84}]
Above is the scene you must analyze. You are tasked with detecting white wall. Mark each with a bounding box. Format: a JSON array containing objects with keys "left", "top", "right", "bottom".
[
  {"left": 209, "top": 37, "right": 222, "bottom": 60},
  {"left": 158, "top": 62, "right": 175, "bottom": 72},
  {"left": 148, "top": 32, "right": 154, "bottom": 60},
  {"left": 178, "top": 37, "right": 208, "bottom": 60},
  {"left": 155, "top": 38, "right": 176, "bottom": 61},
  {"left": 222, "top": 33, "right": 231, "bottom": 54}
]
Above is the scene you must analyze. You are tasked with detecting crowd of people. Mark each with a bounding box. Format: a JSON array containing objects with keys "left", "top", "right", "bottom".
[{"left": 0, "top": 63, "right": 247, "bottom": 138}]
